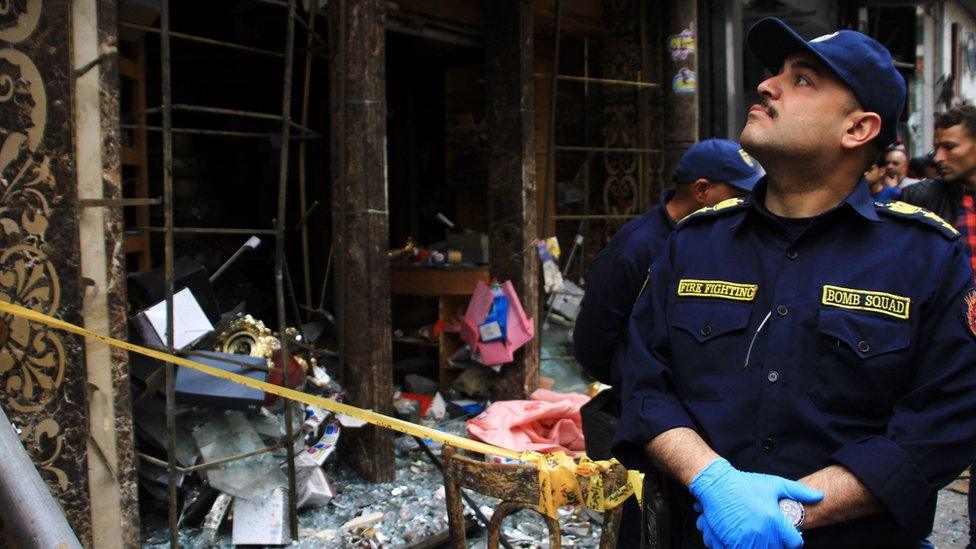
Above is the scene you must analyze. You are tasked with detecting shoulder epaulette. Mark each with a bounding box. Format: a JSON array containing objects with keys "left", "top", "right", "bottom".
[
  {"left": 875, "top": 200, "right": 959, "bottom": 239},
  {"left": 678, "top": 197, "right": 751, "bottom": 226}
]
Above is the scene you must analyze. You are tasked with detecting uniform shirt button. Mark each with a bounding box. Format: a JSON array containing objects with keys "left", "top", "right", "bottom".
[
  {"left": 786, "top": 250, "right": 798, "bottom": 260},
  {"left": 767, "top": 371, "right": 779, "bottom": 383},
  {"left": 700, "top": 323, "right": 712, "bottom": 336},
  {"left": 776, "top": 304, "right": 789, "bottom": 316},
  {"left": 858, "top": 340, "right": 871, "bottom": 353},
  {"left": 761, "top": 437, "right": 774, "bottom": 451}
]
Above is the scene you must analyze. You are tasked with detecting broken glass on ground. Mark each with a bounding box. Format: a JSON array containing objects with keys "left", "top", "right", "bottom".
[{"left": 192, "top": 409, "right": 287, "bottom": 500}]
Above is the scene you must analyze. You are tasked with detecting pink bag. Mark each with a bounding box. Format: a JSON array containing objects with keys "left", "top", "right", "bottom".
[{"left": 459, "top": 280, "right": 534, "bottom": 366}]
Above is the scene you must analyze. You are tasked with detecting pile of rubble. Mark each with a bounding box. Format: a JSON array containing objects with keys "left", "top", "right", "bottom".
[
  {"left": 130, "top": 246, "right": 599, "bottom": 546},
  {"left": 143, "top": 418, "right": 607, "bottom": 548}
]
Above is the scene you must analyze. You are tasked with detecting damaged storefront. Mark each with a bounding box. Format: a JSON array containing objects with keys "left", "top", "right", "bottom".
[{"left": 0, "top": 0, "right": 698, "bottom": 546}]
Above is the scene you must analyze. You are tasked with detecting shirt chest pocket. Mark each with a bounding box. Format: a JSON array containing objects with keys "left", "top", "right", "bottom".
[
  {"left": 669, "top": 302, "right": 751, "bottom": 401},
  {"left": 808, "top": 308, "right": 912, "bottom": 415}
]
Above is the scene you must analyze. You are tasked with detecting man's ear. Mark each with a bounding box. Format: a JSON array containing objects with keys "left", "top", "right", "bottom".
[
  {"left": 842, "top": 111, "right": 882, "bottom": 151},
  {"left": 692, "top": 179, "right": 711, "bottom": 205}
]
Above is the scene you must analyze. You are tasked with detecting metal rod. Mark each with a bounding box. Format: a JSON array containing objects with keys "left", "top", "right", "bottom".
[
  {"left": 248, "top": 0, "right": 328, "bottom": 50},
  {"left": 284, "top": 334, "right": 340, "bottom": 357},
  {"left": 125, "top": 104, "right": 321, "bottom": 137},
  {"left": 540, "top": 0, "right": 563, "bottom": 239},
  {"left": 182, "top": 441, "right": 290, "bottom": 473},
  {"left": 554, "top": 214, "right": 640, "bottom": 220},
  {"left": 137, "top": 437, "right": 291, "bottom": 474},
  {"left": 298, "top": 0, "right": 319, "bottom": 312},
  {"left": 159, "top": 0, "right": 178, "bottom": 545},
  {"left": 121, "top": 124, "right": 321, "bottom": 140},
  {"left": 78, "top": 197, "right": 162, "bottom": 207},
  {"left": 136, "top": 452, "right": 171, "bottom": 469},
  {"left": 317, "top": 246, "right": 333, "bottom": 311},
  {"left": 532, "top": 73, "right": 659, "bottom": 88},
  {"left": 0, "top": 406, "right": 83, "bottom": 549},
  {"left": 275, "top": 0, "right": 300, "bottom": 537},
  {"left": 335, "top": 0, "right": 348, "bottom": 399},
  {"left": 129, "top": 226, "right": 278, "bottom": 235},
  {"left": 120, "top": 22, "right": 286, "bottom": 58},
  {"left": 295, "top": 201, "right": 320, "bottom": 231},
  {"left": 283, "top": 256, "right": 310, "bottom": 343},
  {"left": 209, "top": 236, "right": 263, "bottom": 284},
  {"left": 181, "top": 350, "right": 274, "bottom": 372},
  {"left": 554, "top": 145, "right": 661, "bottom": 154}
]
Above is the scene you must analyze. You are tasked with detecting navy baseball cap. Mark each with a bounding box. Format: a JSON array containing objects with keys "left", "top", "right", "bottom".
[
  {"left": 673, "top": 138, "right": 764, "bottom": 192},
  {"left": 747, "top": 17, "right": 905, "bottom": 147}
]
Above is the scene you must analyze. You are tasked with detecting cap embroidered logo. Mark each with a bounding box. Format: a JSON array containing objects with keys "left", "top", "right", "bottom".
[
  {"left": 810, "top": 32, "right": 838, "bottom": 43},
  {"left": 738, "top": 149, "right": 755, "bottom": 167}
]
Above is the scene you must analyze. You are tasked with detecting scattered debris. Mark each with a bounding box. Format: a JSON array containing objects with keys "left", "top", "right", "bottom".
[
  {"left": 340, "top": 511, "right": 384, "bottom": 533},
  {"left": 201, "top": 493, "right": 232, "bottom": 546},
  {"left": 232, "top": 487, "right": 292, "bottom": 546}
]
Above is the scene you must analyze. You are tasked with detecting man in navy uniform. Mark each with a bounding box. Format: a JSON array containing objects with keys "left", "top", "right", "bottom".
[
  {"left": 613, "top": 18, "right": 976, "bottom": 548},
  {"left": 575, "top": 138, "right": 764, "bottom": 397}
]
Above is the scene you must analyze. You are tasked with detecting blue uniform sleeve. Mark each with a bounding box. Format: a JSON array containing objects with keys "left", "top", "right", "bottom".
[
  {"left": 573, "top": 252, "right": 648, "bottom": 387},
  {"left": 829, "top": 239, "right": 976, "bottom": 527},
  {"left": 611, "top": 238, "right": 698, "bottom": 471}
]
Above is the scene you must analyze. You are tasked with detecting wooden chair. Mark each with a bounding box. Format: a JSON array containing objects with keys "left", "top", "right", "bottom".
[{"left": 441, "top": 445, "right": 630, "bottom": 548}]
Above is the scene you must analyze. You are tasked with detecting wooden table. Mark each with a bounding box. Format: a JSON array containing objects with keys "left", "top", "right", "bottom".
[{"left": 390, "top": 266, "right": 490, "bottom": 391}]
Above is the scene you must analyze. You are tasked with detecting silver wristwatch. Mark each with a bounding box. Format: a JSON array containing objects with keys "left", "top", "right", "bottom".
[{"left": 779, "top": 498, "right": 805, "bottom": 530}]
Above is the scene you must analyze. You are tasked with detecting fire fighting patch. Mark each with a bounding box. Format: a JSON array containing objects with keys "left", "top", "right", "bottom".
[
  {"left": 964, "top": 289, "right": 976, "bottom": 338},
  {"left": 821, "top": 284, "right": 911, "bottom": 320},
  {"left": 677, "top": 279, "right": 758, "bottom": 302}
]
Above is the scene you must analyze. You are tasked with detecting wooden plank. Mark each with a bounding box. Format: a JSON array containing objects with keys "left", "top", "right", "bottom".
[
  {"left": 330, "top": 0, "right": 395, "bottom": 482},
  {"left": 485, "top": 0, "right": 540, "bottom": 400},
  {"left": 390, "top": 267, "right": 489, "bottom": 296}
]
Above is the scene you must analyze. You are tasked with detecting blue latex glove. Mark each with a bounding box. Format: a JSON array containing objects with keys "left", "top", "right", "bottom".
[{"left": 689, "top": 457, "right": 824, "bottom": 549}]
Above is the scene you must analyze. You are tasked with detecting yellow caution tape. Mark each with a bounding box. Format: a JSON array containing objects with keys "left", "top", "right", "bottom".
[{"left": 0, "top": 299, "right": 641, "bottom": 518}]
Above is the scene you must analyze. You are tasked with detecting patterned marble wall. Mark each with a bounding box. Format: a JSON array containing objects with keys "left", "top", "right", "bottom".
[{"left": 0, "top": 1, "right": 130, "bottom": 544}]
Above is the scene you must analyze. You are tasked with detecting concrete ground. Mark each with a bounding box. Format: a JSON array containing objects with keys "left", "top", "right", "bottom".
[{"left": 933, "top": 483, "right": 970, "bottom": 549}]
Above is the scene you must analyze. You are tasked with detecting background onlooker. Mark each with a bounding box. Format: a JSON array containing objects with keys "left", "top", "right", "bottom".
[
  {"left": 884, "top": 145, "right": 920, "bottom": 188},
  {"left": 864, "top": 152, "right": 902, "bottom": 201}
]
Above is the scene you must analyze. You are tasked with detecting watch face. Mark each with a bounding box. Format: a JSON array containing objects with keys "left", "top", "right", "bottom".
[{"left": 779, "top": 498, "right": 804, "bottom": 528}]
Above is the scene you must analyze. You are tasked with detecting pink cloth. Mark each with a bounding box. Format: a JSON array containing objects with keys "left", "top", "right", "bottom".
[{"left": 466, "top": 389, "right": 590, "bottom": 455}]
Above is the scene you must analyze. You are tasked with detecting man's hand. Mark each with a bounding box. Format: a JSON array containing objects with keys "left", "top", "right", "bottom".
[{"left": 689, "top": 458, "right": 824, "bottom": 549}]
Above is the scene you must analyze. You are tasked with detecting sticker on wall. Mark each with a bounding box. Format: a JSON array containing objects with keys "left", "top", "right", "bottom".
[
  {"left": 672, "top": 67, "right": 697, "bottom": 93},
  {"left": 668, "top": 23, "right": 697, "bottom": 61}
]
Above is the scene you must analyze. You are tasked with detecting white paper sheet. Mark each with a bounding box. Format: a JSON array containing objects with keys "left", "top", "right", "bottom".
[{"left": 144, "top": 287, "right": 214, "bottom": 349}]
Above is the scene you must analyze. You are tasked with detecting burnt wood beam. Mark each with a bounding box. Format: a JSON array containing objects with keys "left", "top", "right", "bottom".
[
  {"left": 485, "top": 0, "right": 540, "bottom": 400},
  {"left": 329, "top": 0, "right": 395, "bottom": 481}
]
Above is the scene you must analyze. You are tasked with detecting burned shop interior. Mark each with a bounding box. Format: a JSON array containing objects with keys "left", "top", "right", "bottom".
[{"left": 0, "top": 0, "right": 689, "bottom": 546}]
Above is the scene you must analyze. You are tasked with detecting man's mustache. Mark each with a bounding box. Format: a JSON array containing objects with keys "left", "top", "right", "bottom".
[{"left": 758, "top": 97, "right": 778, "bottom": 119}]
